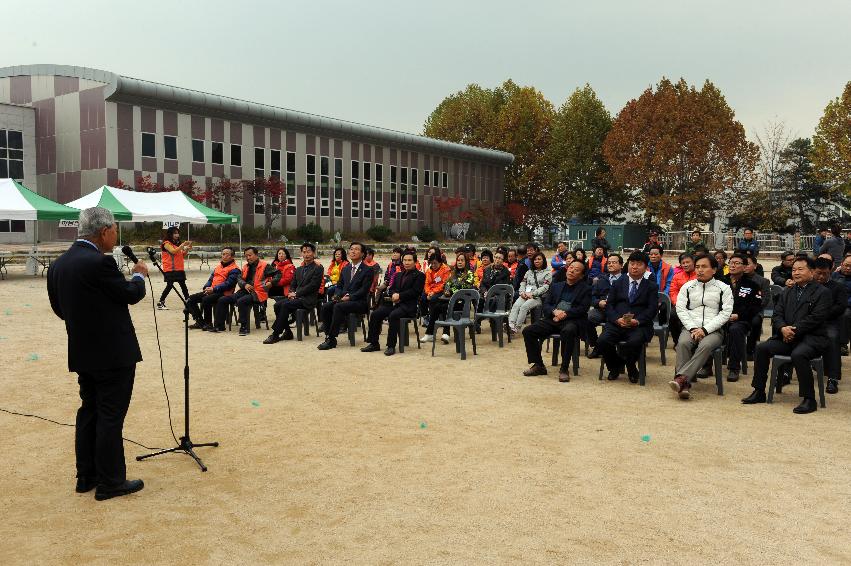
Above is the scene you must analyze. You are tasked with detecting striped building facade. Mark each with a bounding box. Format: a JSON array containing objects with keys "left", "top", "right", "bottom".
[{"left": 0, "top": 64, "right": 513, "bottom": 243}]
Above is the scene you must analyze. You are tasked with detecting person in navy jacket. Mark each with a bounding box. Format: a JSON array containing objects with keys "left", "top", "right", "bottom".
[
  {"left": 318, "top": 242, "right": 374, "bottom": 350},
  {"left": 597, "top": 250, "right": 659, "bottom": 383}
]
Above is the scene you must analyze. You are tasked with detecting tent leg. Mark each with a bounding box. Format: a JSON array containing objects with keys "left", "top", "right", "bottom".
[
  {"left": 239, "top": 223, "right": 242, "bottom": 252},
  {"left": 119, "top": 223, "right": 122, "bottom": 246}
]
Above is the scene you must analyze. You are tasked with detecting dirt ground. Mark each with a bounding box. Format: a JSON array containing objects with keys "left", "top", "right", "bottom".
[{"left": 1, "top": 252, "right": 851, "bottom": 565}]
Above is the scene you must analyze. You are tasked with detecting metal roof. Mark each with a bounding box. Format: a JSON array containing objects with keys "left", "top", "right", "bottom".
[{"left": 0, "top": 64, "right": 514, "bottom": 166}]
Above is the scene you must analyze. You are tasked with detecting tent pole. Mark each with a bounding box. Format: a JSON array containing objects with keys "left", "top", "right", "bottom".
[
  {"left": 238, "top": 223, "right": 243, "bottom": 252},
  {"left": 119, "top": 222, "right": 122, "bottom": 246}
]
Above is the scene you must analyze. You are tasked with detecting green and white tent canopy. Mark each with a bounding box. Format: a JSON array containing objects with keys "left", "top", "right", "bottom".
[
  {"left": 0, "top": 178, "right": 80, "bottom": 220},
  {"left": 64, "top": 186, "right": 239, "bottom": 224}
]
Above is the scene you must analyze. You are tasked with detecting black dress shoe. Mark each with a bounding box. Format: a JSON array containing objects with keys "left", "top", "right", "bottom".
[
  {"left": 238, "top": 327, "right": 249, "bottom": 336},
  {"left": 558, "top": 370, "right": 570, "bottom": 382},
  {"left": 189, "top": 322, "right": 204, "bottom": 330},
  {"left": 793, "top": 397, "right": 817, "bottom": 414},
  {"left": 263, "top": 334, "right": 280, "bottom": 344},
  {"left": 627, "top": 363, "right": 639, "bottom": 383},
  {"left": 95, "top": 479, "right": 144, "bottom": 501},
  {"left": 607, "top": 370, "right": 620, "bottom": 381},
  {"left": 281, "top": 329, "right": 294, "bottom": 341},
  {"left": 827, "top": 379, "right": 839, "bottom": 394},
  {"left": 75, "top": 477, "right": 97, "bottom": 493},
  {"left": 361, "top": 343, "right": 381, "bottom": 353},
  {"left": 317, "top": 339, "right": 337, "bottom": 350},
  {"left": 523, "top": 364, "right": 548, "bottom": 377},
  {"left": 587, "top": 349, "right": 600, "bottom": 359},
  {"left": 741, "top": 389, "right": 766, "bottom": 404},
  {"left": 384, "top": 347, "right": 396, "bottom": 356},
  {"left": 727, "top": 370, "right": 740, "bottom": 382}
]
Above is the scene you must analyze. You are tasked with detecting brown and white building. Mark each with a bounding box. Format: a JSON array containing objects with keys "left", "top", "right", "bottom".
[{"left": 0, "top": 64, "right": 513, "bottom": 243}]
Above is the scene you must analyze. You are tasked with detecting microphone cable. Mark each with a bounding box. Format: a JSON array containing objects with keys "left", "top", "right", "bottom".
[{"left": 145, "top": 272, "right": 180, "bottom": 446}]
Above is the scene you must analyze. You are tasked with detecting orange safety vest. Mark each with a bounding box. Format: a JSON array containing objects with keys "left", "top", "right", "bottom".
[
  {"left": 212, "top": 261, "right": 240, "bottom": 296},
  {"left": 587, "top": 256, "right": 608, "bottom": 273},
  {"left": 161, "top": 242, "right": 187, "bottom": 272},
  {"left": 242, "top": 260, "right": 268, "bottom": 303}
]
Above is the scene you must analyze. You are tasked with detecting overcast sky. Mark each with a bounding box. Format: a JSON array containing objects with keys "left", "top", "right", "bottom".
[{"left": 7, "top": 0, "right": 851, "bottom": 142}]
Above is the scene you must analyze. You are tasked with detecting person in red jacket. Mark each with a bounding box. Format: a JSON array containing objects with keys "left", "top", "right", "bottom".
[
  {"left": 668, "top": 253, "right": 698, "bottom": 345},
  {"left": 264, "top": 247, "right": 295, "bottom": 298}
]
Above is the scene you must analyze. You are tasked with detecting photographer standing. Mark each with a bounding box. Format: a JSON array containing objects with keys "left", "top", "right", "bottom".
[{"left": 47, "top": 207, "right": 148, "bottom": 501}]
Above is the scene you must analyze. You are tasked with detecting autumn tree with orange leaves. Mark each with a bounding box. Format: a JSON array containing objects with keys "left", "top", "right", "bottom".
[{"left": 603, "top": 78, "right": 758, "bottom": 229}]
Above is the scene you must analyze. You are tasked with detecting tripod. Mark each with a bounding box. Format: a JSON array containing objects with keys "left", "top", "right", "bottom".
[{"left": 137, "top": 251, "right": 218, "bottom": 471}]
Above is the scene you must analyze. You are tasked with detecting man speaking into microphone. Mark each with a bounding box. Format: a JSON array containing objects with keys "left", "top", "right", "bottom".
[{"left": 47, "top": 207, "right": 149, "bottom": 501}]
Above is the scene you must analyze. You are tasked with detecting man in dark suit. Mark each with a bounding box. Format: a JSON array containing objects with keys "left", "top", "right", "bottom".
[
  {"left": 742, "top": 256, "right": 832, "bottom": 414},
  {"left": 587, "top": 253, "right": 623, "bottom": 357},
  {"left": 814, "top": 257, "right": 847, "bottom": 394},
  {"left": 47, "top": 207, "right": 148, "bottom": 501},
  {"left": 522, "top": 260, "right": 591, "bottom": 382},
  {"left": 263, "top": 242, "right": 325, "bottom": 343},
  {"left": 318, "top": 242, "right": 373, "bottom": 350},
  {"left": 362, "top": 250, "right": 426, "bottom": 355},
  {"left": 597, "top": 250, "right": 659, "bottom": 383}
]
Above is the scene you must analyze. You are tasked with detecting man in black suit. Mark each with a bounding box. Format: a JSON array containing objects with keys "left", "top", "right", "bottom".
[
  {"left": 597, "top": 250, "right": 659, "bottom": 383},
  {"left": 742, "top": 257, "right": 832, "bottom": 414},
  {"left": 362, "top": 250, "right": 426, "bottom": 356},
  {"left": 263, "top": 242, "right": 325, "bottom": 343},
  {"left": 522, "top": 260, "right": 591, "bottom": 382},
  {"left": 587, "top": 253, "right": 623, "bottom": 357},
  {"left": 813, "top": 257, "right": 847, "bottom": 394},
  {"left": 318, "top": 242, "right": 373, "bottom": 350},
  {"left": 47, "top": 207, "right": 148, "bottom": 501}
]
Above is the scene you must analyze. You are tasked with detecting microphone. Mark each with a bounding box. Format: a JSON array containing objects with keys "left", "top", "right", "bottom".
[{"left": 121, "top": 245, "right": 139, "bottom": 264}]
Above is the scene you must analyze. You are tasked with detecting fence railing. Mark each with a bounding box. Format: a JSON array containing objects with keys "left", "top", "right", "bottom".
[{"left": 657, "top": 231, "right": 801, "bottom": 253}]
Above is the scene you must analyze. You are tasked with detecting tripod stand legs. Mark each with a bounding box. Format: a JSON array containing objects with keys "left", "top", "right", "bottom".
[{"left": 137, "top": 436, "right": 219, "bottom": 472}]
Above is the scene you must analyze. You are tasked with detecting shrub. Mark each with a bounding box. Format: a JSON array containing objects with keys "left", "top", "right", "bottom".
[
  {"left": 296, "top": 222, "right": 325, "bottom": 243},
  {"left": 416, "top": 224, "right": 437, "bottom": 242},
  {"left": 366, "top": 224, "right": 394, "bottom": 242}
]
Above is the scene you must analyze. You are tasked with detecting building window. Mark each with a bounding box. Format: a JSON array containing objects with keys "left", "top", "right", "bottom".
[
  {"left": 400, "top": 167, "right": 408, "bottom": 220},
  {"left": 192, "top": 139, "right": 204, "bottom": 163},
  {"left": 363, "top": 162, "right": 371, "bottom": 219},
  {"left": 254, "top": 147, "right": 265, "bottom": 179},
  {"left": 320, "top": 156, "right": 330, "bottom": 217},
  {"left": 442, "top": 171, "right": 449, "bottom": 189},
  {"left": 351, "top": 160, "right": 360, "bottom": 218},
  {"left": 577, "top": 230, "right": 588, "bottom": 241},
  {"left": 411, "top": 168, "right": 418, "bottom": 220},
  {"left": 231, "top": 144, "right": 242, "bottom": 167},
  {"left": 374, "top": 163, "right": 383, "bottom": 219},
  {"left": 432, "top": 170, "right": 439, "bottom": 188},
  {"left": 212, "top": 142, "right": 224, "bottom": 165},
  {"left": 164, "top": 135, "right": 177, "bottom": 160},
  {"left": 271, "top": 149, "right": 281, "bottom": 175},
  {"left": 390, "top": 165, "right": 397, "bottom": 220},
  {"left": 254, "top": 193, "right": 265, "bottom": 215},
  {"left": 306, "top": 154, "right": 316, "bottom": 216},
  {"left": 334, "top": 157, "right": 343, "bottom": 218},
  {"left": 424, "top": 169, "right": 430, "bottom": 187},
  {"left": 286, "top": 151, "right": 296, "bottom": 216},
  {"left": 141, "top": 132, "right": 155, "bottom": 158},
  {"left": 0, "top": 129, "right": 24, "bottom": 180},
  {"left": 0, "top": 220, "right": 26, "bottom": 233}
]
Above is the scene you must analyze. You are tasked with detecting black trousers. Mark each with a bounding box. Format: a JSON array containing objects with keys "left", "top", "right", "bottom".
[
  {"left": 216, "top": 290, "right": 255, "bottom": 330},
  {"left": 272, "top": 297, "right": 311, "bottom": 334},
  {"left": 159, "top": 280, "right": 189, "bottom": 304},
  {"left": 321, "top": 299, "right": 368, "bottom": 339},
  {"left": 186, "top": 291, "right": 223, "bottom": 326},
  {"left": 747, "top": 314, "right": 763, "bottom": 355},
  {"left": 367, "top": 302, "right": 416, "bottom": 348},
  {"left": 825, "top": 324, "right": 841, "bottom": 380},
  {"left": 425, "top": 297, "right": 450, "bottom": 335},
  {"left": 752, "top": 335, "right": 830, "bottom": 398},
  {"left": 75, "top": 366, "right": 136, "bottom": 486},
  {"left": 727, "top": 320, "right": 751, "bottom": 372},
  {"left": 523, "top": 318, "right": 580, "bottom": 371},
  {"left": 598, "top": 323, "right": 649, "bottom": 372}
]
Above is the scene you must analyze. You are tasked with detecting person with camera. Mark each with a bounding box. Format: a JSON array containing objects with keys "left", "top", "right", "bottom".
[
  {"left": 362, "top": 250, "right": 425, "bottom": 356},
  {"left": 157, "top": 226, "right": 192, "bottom": 310}
]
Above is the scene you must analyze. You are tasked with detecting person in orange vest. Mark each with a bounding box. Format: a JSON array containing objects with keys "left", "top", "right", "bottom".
[
  {"left": 646, "top": 245, "right": 674, "bottom": 295},
  {"left": 475, "top": 249, "right": 493, "bottom": 282},
  {"left": 157, "top": 226, "right": 192, "bottom": 310},
  {"left": 186, "top": 247, "right": 240, "bottom": 331},
  {"left": 586, "top": 246, "right": 608, "bottom": 282},
  {"left": 215, "top": 246, "right": 268, "bottom": 336},
  {"left": 263, "top": 247, "right": 295, "bottom": 298}
]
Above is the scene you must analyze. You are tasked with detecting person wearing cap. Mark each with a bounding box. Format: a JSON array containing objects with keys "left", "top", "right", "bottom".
[
  {"left": 641, "top": 231, "right": 664, "bottom": 255},
  {"left": 463, "top": 244, "right": 479, "bottom": 272},
  {"left": 597, "top": 250, "right": 659, "bottom": 383}
]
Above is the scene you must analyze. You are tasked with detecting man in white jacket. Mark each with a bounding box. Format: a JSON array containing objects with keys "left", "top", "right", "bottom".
[{"left": 669, "top": 255, "right": 733, "bottom": 399}]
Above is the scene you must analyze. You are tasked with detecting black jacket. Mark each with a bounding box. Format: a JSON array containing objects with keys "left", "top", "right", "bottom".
[
  {"left": 335, "top": 262, "right": 374, "bottom": 304},
  {"left": 730, "top": 274, "right": 763, "bottom": 324},
  {"left": 591, "top": 273, "right": 619, "bottom": 310},
  {"left": 771, "top": 265, "right": 792, "bottom": 287},
  {"left": 822, "top": 279, "right": 848, "bottom": 322},
  {"left": 480, "top": 265, "right": 510, "bottom": 295},
  {"left": 47, "top": 241, "right": 146, "bottom": 373},
  {"left": 771, "top": 283, "right": 832, "bottom": 339},
  {"left": 386, "top": 268, "right": 426, "bottom": 310},
  {"left": 290, "top": 261, "right": 324, "bottom": 308},
  {"left": 542, "top": 279, "right": 591, "bottom": 326},
  {"left": 604, "top": 275, "right": 659, "bottom": 336}
]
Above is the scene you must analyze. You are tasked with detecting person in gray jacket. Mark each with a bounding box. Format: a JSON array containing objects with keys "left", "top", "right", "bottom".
[
  {"left": 820, "top": 226, "right": 845, "bottom": 269},
  {"left": 669, "top": 255, "right": 733, "bottom": 399},
  {"left": 508, "top": 252, "right": 551, "bottom": 333}
]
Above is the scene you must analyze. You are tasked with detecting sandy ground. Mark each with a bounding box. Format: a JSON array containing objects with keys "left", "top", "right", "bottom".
[{"left": 2, "top": 253, "right": 851, "bottom": 565}]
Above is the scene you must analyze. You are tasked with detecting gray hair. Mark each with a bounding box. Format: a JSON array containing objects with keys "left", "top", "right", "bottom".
[{"left": 78, "top": 207, "right": 116, "bottom": 238}]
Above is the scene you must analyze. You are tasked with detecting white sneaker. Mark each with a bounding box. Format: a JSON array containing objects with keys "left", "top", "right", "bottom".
[
  {"left": 157, "top": 302, "right": 168, "bottom": 310},
  {"left": 420, "top": 334, "right": 434, "bottom": 343},
  {"left": 441, "top": 333, "right": 450, "bottom": 344}
]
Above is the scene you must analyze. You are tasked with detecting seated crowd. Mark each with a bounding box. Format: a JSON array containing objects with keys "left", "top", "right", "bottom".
[{"left": 174, "top": 226, "right": 851, "bottom": 415}]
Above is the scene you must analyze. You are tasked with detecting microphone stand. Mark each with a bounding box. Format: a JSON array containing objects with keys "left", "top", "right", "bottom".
[{"left": 136, "top": 248, "right": 218, "bottom": 471}]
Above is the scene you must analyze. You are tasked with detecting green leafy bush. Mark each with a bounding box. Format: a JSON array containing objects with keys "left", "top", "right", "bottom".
[
  {"left": 296, "top": 222, "right": 325, "bottom": 242},
  {"left": 366, "top": 225, "right": 394, "bottom": 242},
  {"left": 416, "top": 224, "right": 437, "bottom": 242}
]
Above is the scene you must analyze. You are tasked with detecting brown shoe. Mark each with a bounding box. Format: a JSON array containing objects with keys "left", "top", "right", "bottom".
[
  {"left": 523, "top": 364, "right": 547, "bottom": 377},
  {"left": 558, "top": 370, "right": 570, "bottom": 383}
]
